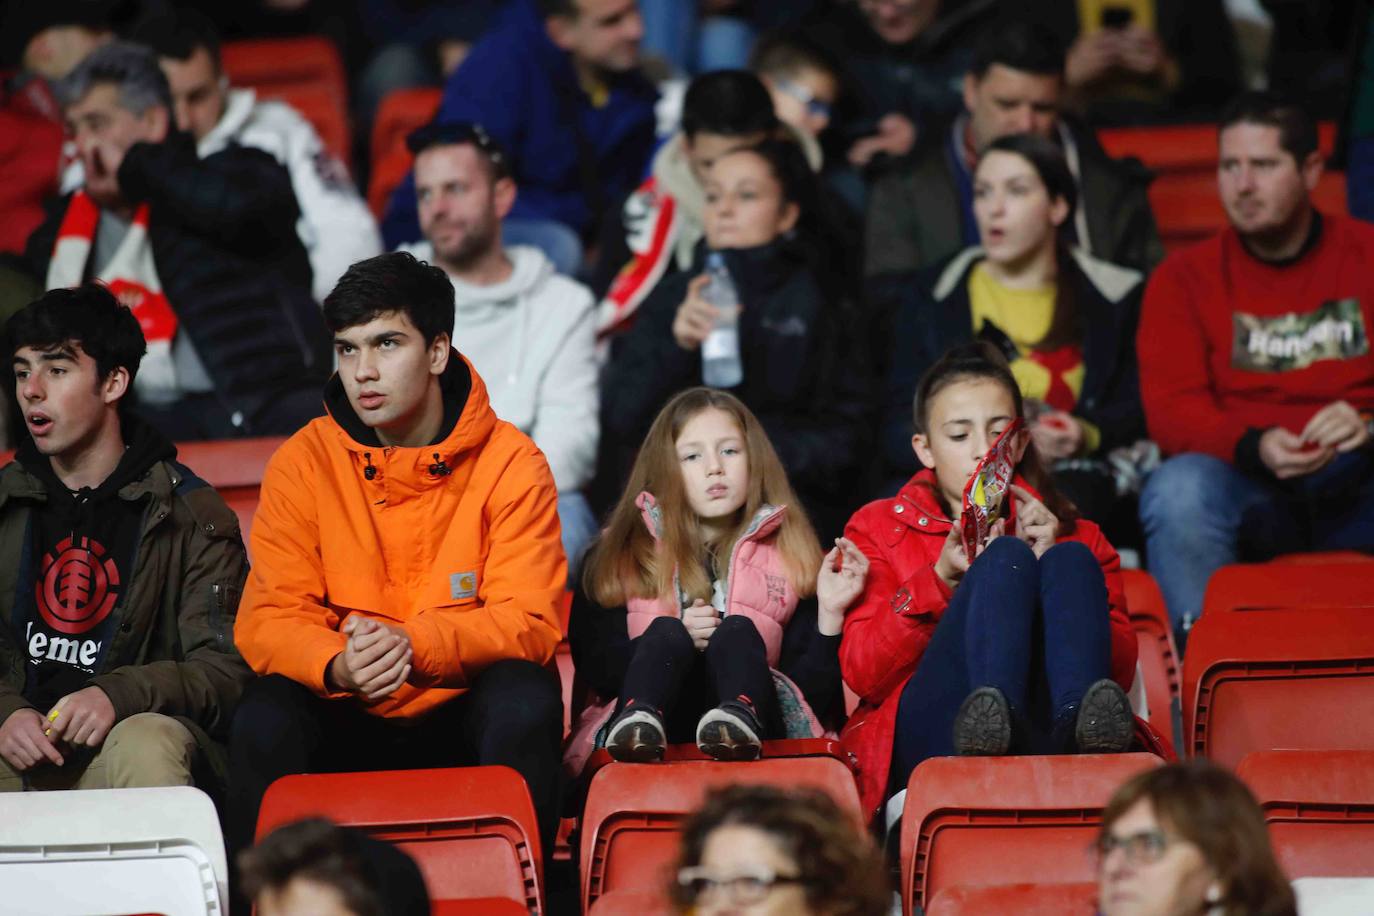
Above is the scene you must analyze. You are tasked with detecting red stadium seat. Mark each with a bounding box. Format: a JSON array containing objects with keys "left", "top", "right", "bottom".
[
  {"left": 925, "top": 882, "right": 1098, "bottom": 915},
  {"left": 175, "top": 437, "right": 284, "bottom": 549},
  {"left": 1096, "top": 122, "right": 1337, "bottom": 174},
  {"left": 587, "top": 888, "right": 674, "bottom": 915},
  {"left": 579, "top": 754, "right": 862, "bottom": 911},
  {"left": 430, "top": 900, "right": 529, "bottom": 916},
  {"left": 1269, "top": 550, "right": 1374, "bottom": 565},
  {"left": 1122, "top": 570, "right": 1180, "bottom": 745},
  {"left": 1203, "top": 561, "right": 1374, "bottom": 615},
  {"left": 368, "top": 88, "right": 443, "bottom": 217},
  {"left": 221, "top": 36, "right": 348, "bottom": 108},
  {"left": 1149, "top": 171, "right": 1347, "bottom": 252},
  {"left": 899, "top": 753, "right": 1163, "bottom": 914},
  {"left": 256, "top": 766, "right": 543, "bottom": 913},
  {"left": 1183, "top": 607, "right": 1374, "bottom": 767},
  {"left": 221, "top": 37, "right": 351, "bottom": 170},
  {"left": 1236, "top": 750, "right": 1374, "bottom": 878}
]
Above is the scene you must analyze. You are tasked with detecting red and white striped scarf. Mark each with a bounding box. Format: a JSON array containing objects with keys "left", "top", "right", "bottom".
[{"left": 46, "top": 191, "right": 180, "bottom": 399}]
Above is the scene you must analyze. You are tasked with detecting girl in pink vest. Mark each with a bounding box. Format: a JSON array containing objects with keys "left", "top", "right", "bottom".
[{"left": 568, "top": 388, "right": 867, "bottom": 769}]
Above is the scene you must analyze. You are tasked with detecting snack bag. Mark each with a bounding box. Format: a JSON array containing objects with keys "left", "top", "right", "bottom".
[{"left": 960, "top": 418, "right": 1024, "bottom": 562}]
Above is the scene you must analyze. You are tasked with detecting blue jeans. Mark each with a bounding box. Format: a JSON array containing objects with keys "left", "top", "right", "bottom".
[
  {"left": 1140, "top": 451, "right": 1374, "bottom": 632},
  {"left": 892, "top": 538, "right": 1113, "bottom": 785},
  {"left": 638, "top": 0, "right": 755, "bottom": 74},
  {"left": 558, "top": 491, "right": 599, "bottom": 585},
  {"left": 504, "top": 218, "right": 584, "bottom": 278}
]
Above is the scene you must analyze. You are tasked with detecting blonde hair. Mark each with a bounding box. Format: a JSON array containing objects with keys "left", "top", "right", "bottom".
[{"left": 584, "top": 388, "right": 823, "bottom": 607}]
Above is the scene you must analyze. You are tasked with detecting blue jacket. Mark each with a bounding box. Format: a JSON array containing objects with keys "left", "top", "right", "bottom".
[{"left": 381, "top": 0, "right": 658, "bottom": 248}]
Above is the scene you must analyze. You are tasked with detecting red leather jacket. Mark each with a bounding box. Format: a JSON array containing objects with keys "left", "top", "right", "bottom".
[{"left": 839, "top": 470, "right": 1137, "bottom": 820}]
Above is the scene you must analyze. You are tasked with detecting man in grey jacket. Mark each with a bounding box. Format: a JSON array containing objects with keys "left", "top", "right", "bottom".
[
  {"left": 0, "top": 284, "right": 251, "bottom": 793},
  {"left": 865, "top": 20, "right": 1162, "bottom": 279},
  {"left": 400, "top": 122, "right": 600, "bottom": 574}
]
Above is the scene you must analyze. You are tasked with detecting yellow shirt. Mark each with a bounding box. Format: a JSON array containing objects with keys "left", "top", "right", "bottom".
[{"left": 967, "top": 263, "right": 1101, "bottom": 453}]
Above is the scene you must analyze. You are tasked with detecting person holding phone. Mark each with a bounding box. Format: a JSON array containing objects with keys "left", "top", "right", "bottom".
[
  {"left": 840, "top": 342, "right": 1138, "bottom": 823},
  {"left": 1039, "top": 0, "right": 1241, "bottom": 123}
]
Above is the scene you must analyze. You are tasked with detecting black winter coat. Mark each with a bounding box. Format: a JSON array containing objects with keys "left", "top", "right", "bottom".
[
  {"left": 600, "top": 241, "right": 874, "bottom": 535},
  {"left": 880, "top": 246, "right": 1147, "bottom": 487},
  {"left": 26, "top": 134, "right": 331, "bottom": 435}
]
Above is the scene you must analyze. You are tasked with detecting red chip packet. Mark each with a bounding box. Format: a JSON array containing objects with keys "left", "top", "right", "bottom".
[{"left": 960, "top": 419, "right": 1024, "bottom": 562}]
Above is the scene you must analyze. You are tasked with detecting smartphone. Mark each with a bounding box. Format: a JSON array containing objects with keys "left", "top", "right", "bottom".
[{"left": 1100, "top": 5, "right": 1135, "bottom": 29}]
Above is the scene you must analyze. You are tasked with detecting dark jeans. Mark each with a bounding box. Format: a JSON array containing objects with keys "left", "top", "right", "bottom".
[
  {"left": 620, "top": 615, "right": 780, "bottom": 743},
  {"left": 892, "top": 537, "right": 1112, "bottom": 788},
  {"left": 226, "top": 660, "right": 563, "bottom": 908}
]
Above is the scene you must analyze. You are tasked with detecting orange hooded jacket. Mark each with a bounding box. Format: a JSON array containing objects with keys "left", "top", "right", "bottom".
[{"left": 234, "top": 354, "right": 565, "bottom": 718}]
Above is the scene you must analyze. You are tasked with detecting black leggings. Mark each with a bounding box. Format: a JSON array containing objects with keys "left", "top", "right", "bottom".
[
  {"left": 619, "top": 615, "right": 781, "bottom": 743},
  {"left": 225, "top": 660, "right": 563, "bottom": 912}
]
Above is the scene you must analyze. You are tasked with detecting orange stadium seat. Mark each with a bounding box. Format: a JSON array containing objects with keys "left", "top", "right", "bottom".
[
  {"left": 266, "top": 82, "right": 353, "bottom": 169},
  {"left": 368, "top": 88, "right": 443, "bottom": 217},
  {"left": 579, "top": 753, "right": 862, "bottom": 911},
  {"left": 1122, "top": 569, "right": 1181, "bottom": 745},
  {"left": 587, "top": 888, "right": 674, "bottom": 915},
  {"left": 1202, "top": 561, "right": 1374, "bottom": 616},
  {"left": 256, "top": 766, "right": 544, "bottom": 914},
  {"left": 1182, "top": 607, "right": 1374, "bottom": 767},
  {"left": 925, "top": 882, "right": 1098, "bottom": 915},
  {"left": 899, "top": 753, "right": 1163, "bottom": 914},
  {"left": 1236, "top": 750, "right": 1374, "bottom": 879}
]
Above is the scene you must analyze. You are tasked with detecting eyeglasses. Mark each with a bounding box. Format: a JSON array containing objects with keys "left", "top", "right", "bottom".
[
  {"left": 773, "top": 77, "right": 833, "bottom": 121},
  {"left": 1094, "top": 829, "right": 1172, "bottom": 866},
  {"left": 676, "top": 865, "right": 809, "bottom": 904}
]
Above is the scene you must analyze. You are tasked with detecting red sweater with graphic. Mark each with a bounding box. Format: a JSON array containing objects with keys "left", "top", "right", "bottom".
[{"left": 1139, "top": 214, "right": 1374, "bottom": 461}]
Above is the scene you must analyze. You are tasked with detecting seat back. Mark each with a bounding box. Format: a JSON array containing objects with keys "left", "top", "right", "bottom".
[
  {"left": 1203, "top": 562, "right": 1374, "bottom": 615},
  {"left": 925, "top": 882, "right": 1097, "bottom": 915},
  {"left": 1122, "top": 569, "right": 1180, "bottom": 745},
  {"left": 257, "top": 766, "right": 543, "bottom": 913},
  {"left": 1236, "top": 750, "right": 1374, "bottom": 879},
  {"left": 587, "top": 888, "right": 674, "bottom": 915},
  {"left": 220, "top": 37, "right": 351, "bottom": 169},
  {"left": 579, "top": 755, "right": 862, "bottom": 911},
  {"left": 0, "top": 786, "right": 227, "bottom": 915},
  {"left": 899, "top": 754, "right": 1163, "bottom": 913},
  {"left": 367, "top": 88, "right": 443, "bottom": 216},
  {"left": 1183, "top": 607, "right": 1374, "bottom": 767},
  {"left": 176, "top": 437, "right": 284, "bottom": 551}
]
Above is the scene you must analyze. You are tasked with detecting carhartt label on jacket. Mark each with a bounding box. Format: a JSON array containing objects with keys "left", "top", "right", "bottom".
[
  {"left": 1231, "top": 299, "right": 1369, "bottom": 373},
  {"left": 450, "top": 571, "right": 478, "bottom": 600}
]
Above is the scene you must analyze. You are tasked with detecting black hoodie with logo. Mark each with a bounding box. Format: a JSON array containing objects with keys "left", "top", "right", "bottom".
[{"left": 12, "top": 416, "right": 176, "bottom": 709}]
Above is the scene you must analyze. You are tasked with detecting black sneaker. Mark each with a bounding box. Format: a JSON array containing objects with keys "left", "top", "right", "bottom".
[
  {"left": 696, "top": 698, "right": 763, "bottom": 761},
  {"left": 605, "top": 703, "right": 666, "bottom": 762},
  {"left": 1075, "top": 679, "right": 1134, "bottom": 754},
  {"left": 953, "top": 686, "right": 1012, "bottom": 756}
]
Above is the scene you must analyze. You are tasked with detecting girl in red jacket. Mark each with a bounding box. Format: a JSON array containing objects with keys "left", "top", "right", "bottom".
[
  {"left": 841, "top": 343, "right": 1138, "bottom": 819},
  {"left": 570, "top": 388, "right": 868, "bottom": 767}
]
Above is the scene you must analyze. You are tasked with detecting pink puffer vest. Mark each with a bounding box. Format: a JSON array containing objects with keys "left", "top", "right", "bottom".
[{"left": 563, "top": 492, "right": 824, "bottom": 776}]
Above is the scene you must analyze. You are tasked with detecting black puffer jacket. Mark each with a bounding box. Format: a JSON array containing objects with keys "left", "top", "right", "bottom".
[
  {"left": 600, "top": 240, "right": 873, "bottom": 534},
  {"left": 26, "top": 133, "right": 331, "bottom": 434}
]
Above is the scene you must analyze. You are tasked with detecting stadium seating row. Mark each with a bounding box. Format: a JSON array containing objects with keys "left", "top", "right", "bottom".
[{"left": 2, "top": 747, "right": 1366, "bottom": 915}]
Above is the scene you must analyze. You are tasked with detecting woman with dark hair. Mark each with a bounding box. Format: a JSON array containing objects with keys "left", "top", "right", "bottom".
[
  {"left": 600, "top": 138, "right": 872, "bottom": 538},
  {"left": 1097, "top": 762, "right": 1297, "bottom": 916},
  {"left": 671, "top": 784, "right": 891, "bottom": 916},
  {"left": 880, "top": 132, "right": 1146, "bottom": 526},
  {"left": 840, "top": 342, "right": 1140, "bottom": 821}
]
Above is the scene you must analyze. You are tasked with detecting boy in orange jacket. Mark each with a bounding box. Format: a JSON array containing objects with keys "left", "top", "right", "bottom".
[{"left": 227, "top": 252, "right": 566, "bottom": 890}]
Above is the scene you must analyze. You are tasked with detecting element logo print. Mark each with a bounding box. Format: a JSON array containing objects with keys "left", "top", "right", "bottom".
[{"left": 36, "top": 535, "right": 120, "bottom": 635}]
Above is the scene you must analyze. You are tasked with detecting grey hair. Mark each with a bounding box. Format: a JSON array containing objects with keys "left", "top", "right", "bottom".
[{"left": 56, "top": 41, "right": 172, "bottom": 115}]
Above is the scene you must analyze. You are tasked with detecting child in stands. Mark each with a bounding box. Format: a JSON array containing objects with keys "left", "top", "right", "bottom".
[
  {"left": 840, "top": 343, "right": 1139, "bottom": 820},
  {"left": 568, "top": 388, "right": 866, "bottom": 769}
]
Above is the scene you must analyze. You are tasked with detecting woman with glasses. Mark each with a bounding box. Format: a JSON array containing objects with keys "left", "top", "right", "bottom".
[
  {"left": 1097, "top": 761, "right": 1296, "bottom": 916},
  {"left": 671, "top": 784, "right": 890, "bottom": 915}
]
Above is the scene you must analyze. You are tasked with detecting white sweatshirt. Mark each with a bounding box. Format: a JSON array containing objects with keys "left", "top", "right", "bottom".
[{"left": 399, "top": 243, "right": 600, "bottom": 493}]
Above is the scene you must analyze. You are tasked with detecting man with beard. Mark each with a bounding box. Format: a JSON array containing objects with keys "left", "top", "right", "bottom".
[
  {"left": 399, "top": 123, "right": 599, "bottom": 576},
  {"left": 380, "top": 0, "right": 658, "bottom": 269},
  {"left": 1137, "top": 92, "right": 1374, "bottom": 645}
]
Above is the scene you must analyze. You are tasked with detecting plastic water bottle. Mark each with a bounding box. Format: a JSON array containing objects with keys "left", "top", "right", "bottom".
[{"left": 700, "top": 252, "right": 743, "bottom": 389}]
